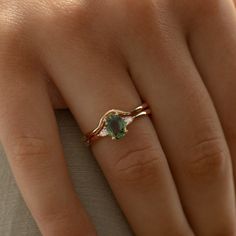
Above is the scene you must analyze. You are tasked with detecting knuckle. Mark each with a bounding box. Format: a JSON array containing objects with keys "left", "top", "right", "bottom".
[
  {"left": 0, "top": 3, "right": 27, "bottom": 37},
  {"left": 183, "top": 136, "right": 228, "bottom": 179},
  {"left": 113, "top": 141, "right": 165, "bottom": 186},
  {"left": 182, "top": 0, "right": 228, "bottom": 32},
  {"left": 120, "top": 0, "right": 178, "bottom": 54},
  {"left": 188, "top": 0, "right": 226, "bottom": 19},
  {"left": 124, "top": 0, "right": 157, "bottom": 17},
  {"left": 123, "top": 0, "right": 169, "bottom": 32},
  {"left": 0, "top": 15, "right": 20, "bottom": 49},
  {"left": 0, "top": 5, "right": 19, "bottom": 29},
  {"left": 42, "top": 1, "right": 111, "bottom": 50},
  {"left": 0, "top": 5, "right": 33, "bottom": 62},
  {"left": 10, "top": 136, "right": 49, "bottom": 165},
  {"left": 49, "top": 1, "right": 88, "bottom": 21},
  {"left": 47, "top": 1, "right": 99, "bottom": 33}
]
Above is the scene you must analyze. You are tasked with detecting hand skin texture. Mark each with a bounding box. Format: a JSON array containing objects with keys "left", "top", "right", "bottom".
[{"left": 0, "top": 0, "right": 236, "bottom": 235}]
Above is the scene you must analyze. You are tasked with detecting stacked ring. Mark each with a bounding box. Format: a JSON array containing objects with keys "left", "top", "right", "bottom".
[{"left": 85, "top": 103, "right": 151, "bottom": 145}]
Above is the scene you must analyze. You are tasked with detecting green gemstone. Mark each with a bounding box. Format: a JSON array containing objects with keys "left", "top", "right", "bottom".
[{"left": 106, "top": 114, "right": 127, "bottom": 140}]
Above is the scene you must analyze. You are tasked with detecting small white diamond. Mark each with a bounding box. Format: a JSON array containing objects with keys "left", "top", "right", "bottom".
[
  {"left": 98, "top": 127, "right": 108, "bottom": 137},
  {"left": 123, "top": 116, "right": 134, "bottom": 125}
]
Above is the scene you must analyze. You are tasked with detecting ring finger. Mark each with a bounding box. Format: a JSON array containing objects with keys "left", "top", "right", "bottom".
[{"left": 41, "top": 32, "right": 193, "bottom": 235}]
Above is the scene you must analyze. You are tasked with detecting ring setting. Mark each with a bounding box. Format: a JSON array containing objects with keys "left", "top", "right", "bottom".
[
  {"left": 85, "top": 103, "right": 151, "bottom": 145},
  {"left": 99, "top": 113, "right": 133, "bottom": 139}
]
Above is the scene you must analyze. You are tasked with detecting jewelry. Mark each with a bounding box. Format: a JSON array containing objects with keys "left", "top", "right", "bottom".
[{"left": 85, "top": 103, "right": 151, "bottom": 145}]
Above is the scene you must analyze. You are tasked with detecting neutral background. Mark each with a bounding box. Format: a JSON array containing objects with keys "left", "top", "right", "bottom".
[{"left": 0, "top": 110, "right": 133, "bottom": 236}]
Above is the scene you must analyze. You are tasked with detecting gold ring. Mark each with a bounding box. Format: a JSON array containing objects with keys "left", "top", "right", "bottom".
[{"left": 85, "top": 103, "right": 151, "bottom": 145}]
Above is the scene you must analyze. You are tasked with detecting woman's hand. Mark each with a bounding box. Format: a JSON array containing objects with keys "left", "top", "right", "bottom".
[{"left": 1, "top": 0, "right": 236, "bottom": 235}]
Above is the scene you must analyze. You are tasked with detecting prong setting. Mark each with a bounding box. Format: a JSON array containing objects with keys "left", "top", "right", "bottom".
[{"left": 85, "top": 103, "right": 150, "bottom": 145}]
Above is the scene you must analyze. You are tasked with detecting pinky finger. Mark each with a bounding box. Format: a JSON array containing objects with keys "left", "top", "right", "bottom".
[{"left": 0, "top": 67, "right": 96, "bottom": 235}]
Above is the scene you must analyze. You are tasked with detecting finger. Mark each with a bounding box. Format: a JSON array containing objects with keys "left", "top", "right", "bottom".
[
  {"left": 124, "top": 8, "right": 236, "bottom": 236},
  {"left": 41, "top": 30, "right": 194, "bottom": 236},
  {"left": 0, "top": 57, "right": 96, "bottom": 235},
  {"left": 186, "top": 0, "right": 236, "bottom": 185}
]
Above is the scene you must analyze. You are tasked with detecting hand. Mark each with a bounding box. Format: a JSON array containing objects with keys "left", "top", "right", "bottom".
[{"left": 1, "top": 0, "right": 236, "bottom": 235}]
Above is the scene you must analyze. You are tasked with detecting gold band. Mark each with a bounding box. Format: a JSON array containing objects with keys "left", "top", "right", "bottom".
[{"left": 85, "top": 103, "right": 151, "bottom": 145}]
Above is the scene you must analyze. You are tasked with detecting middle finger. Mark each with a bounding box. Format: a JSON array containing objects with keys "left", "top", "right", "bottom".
[{"left": 124, "top": 6, "right": 236, "bottom": 235}]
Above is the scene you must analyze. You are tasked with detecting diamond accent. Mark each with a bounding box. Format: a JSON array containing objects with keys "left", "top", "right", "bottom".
[
  {"left": 123, "top": 116, "right": 134, "bottom": 125},
  {"left": 98, "top": 127, "right": 108, "bottom": 137}
]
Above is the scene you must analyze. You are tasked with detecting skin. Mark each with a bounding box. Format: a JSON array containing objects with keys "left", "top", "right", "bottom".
[{"left": 0, "top": 0, "right": 236, "bottom": 235}]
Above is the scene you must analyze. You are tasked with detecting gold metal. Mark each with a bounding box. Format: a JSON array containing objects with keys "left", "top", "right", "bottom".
[{"left": 85, "top": 103, "right": 151, "bottom": 145}]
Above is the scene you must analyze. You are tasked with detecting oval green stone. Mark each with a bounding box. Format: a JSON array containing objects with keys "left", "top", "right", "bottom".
[{"left": 106, "top": 114, "right": 126, "bottom": 139}]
